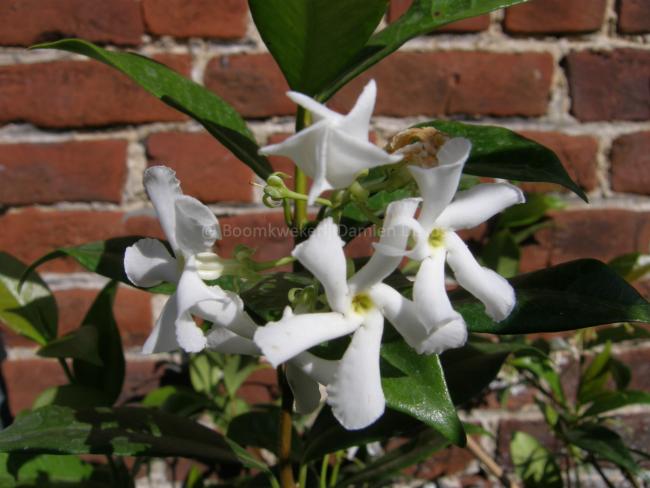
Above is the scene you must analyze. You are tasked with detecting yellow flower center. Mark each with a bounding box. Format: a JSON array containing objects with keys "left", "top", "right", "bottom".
[
  {"left": 196, "top": 252, "right": 224, "bottom": 280},
  {"left": 428, "top": 228, "right": 446, "bottom": 249},
  {"left": 351, "top": 293, "right": 374, "bottom": 315}
]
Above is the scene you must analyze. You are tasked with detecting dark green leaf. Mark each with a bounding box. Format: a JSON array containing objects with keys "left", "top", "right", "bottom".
[
  {"left": 418, "top": 120, "right": 587, "bottom": 200},
  {"left": 228, "top": 407, "right": 301, "bottom": 458},
  {"left": 38, "top": 326, "right": 102, "bottom": 365},
  {"left": 481, "top": 230, "right": 520, "bottom": 278},
  {"left": 455, "top": 259, "right": 650, "bottom": 335},
  {"left": 320, "top": 0, "right": 530, "bottom": 100},
  {"left": 240, "top": 272, "right": 313, "bottom": 322},
  {"left": 510, "top": 355, "right": 565, "bottom": 404},
  {"left": 0, "top": 252, "right": 57, "bottom": 345},
  {"left": 142, "top": 386, "right": 210, "bottom": 417},
  {"left": 510, "top": 431, "right": 562, "bottom": 488},
  {"left": 33, "top": 384, "right": 113, "bottom": 410},
  {"left": 73, "top": 282, "right": 125, "bottom": 405},
  {"left": 0, "top": 405, "right": 243, "bottom": 465},
  {"left": 33, "top": 39, "right": 272, "bottom": 179},
  {"left": 583, "top": 390, "right": 650, "bottom": 417},
  {"left": 249, "top": 0, "right": 387, "bottom": 95},
  {"left": 381, "top": 340, "right": 465, "bottom": 446}
]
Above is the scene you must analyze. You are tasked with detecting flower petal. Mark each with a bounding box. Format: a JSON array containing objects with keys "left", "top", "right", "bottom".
[
  {"left": 254, "top": 312, "right": 361, "bottom": 367},
  {"left": 289, "top": 351, "right": 337, "bottom": 385},
  {"left": 349, "top": 198, "right": 420, "bottom": 293},
  {"left": 286, "top": 363, "right": 322, "bottom": 414},
  {"left": 192, "top": 288, "right": 258, "bottom": 338},
  {"left": 338, "top": 79, "right": 376, "bottom": 140},
  {"left": 142, "top": 293, "right": 180, "bottom": 354},
  {"left": 292, "top": 218, "right": 349, "bottom": 313},
  {"left": 206, "top": 326, "right": 260, "bottom": 355},
  {"left": 175, "top": 311, "right": 207, "bottom": 353},
  {"left": 143, "top": 166, "right": 182, "bottom": 252},
  {"left": 445, "top": 231, "right": 516, "bottom": 321},
  {"left": 176, "top": 257, "right": 224, "bottom": 318},
  {"left": 174, "top": 195, "right": 220, "bottom": 256},
  {"left": 327, "top": 310, "right": 385, "bottom": 430},
  {"left": 286, "top": 91, "right": 342, "bottom": 123},
  {"left": 124, "top": 238, "right": 177, "bottom": 288},
  {"left": 369, "top": 283, "right": 428, "bottom": 350},
  {"left": 408, "top": 137, "right": 470, "bottom": 226},
  {"left": 416, "top": 317, "right": 467, "bottom": 355},
  {"left": 436, "top": 183, "right": 525, "bottom": 231},
  {"left": 413, "top": 253, "right": 464, "bottom": 332}
]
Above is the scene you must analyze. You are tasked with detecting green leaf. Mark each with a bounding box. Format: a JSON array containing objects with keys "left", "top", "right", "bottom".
[
  {"left": 249, "top": 0, "right": 387, "bottom": 95},
  {"left": 609, "top": 252, "right": 650, "bottom": 282},
  {"left": 142, "top": 386, "right": 210, "bottom": 417},
  {"left": 0, "top": 252, "right": 57, "bottom": 345},
  {"left": 240, "top": 272, "right": 313, "bottom": 322},
  {"left": 0, "top": 453, "right": 102, "bottom": 487},
  {"left": 32, "top": 384, "right": 113, "bottom": 410},
  {"left": 565, "top": 424, "right": 643, "bottom": 475},
  {"left": 418, "top": 120, "right": 587, "bottom": 200},
  {"left": 584, "top": 323, "right": 650, "bottom": 347},
  {"left": 510, "top": 355, "right": 565, "bottom": 404},
  {"left": 454, "top": 259, "right": 650, "bottom": 335},
  {"left": 481, "top": 230, "right": 520, "bottom": 278},
  {"left": 510, "top": 431, "right": 562, "bottom": 488},
  {"left": 578, "top": 342, "right": 612, "bottom": 404},
  {"left": 319, "top": 0, "right": 530, "bottom": 100},
  {"left": 497, "top": 194, "right": 564, "bottom": 229},
  {"left": 33, "top": 39, "right": 272, "bottom": 179},
  {"left": 37, "top": 326, "right": 102, "bottom": 365},
  {"left": 73, "top": 282, "right": 125, "bottom": 405},
  {"left": 381, "top": 339, "right": 465, "bottom": 446},
  {"left": 583, "top": 390, "right": 650, "bottom": 417},
  {"left": 0, "top": 405, "right": 243, "bottom": 465},
  {"left": 227, "top": 407, "right": 302, "bottom": 458}
]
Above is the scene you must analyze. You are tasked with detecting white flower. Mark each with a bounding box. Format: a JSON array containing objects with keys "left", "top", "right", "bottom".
[
  {"left": 375, "top": 138, "right": 525, "bottom": 354},
  {"left": 254, "top": 198, "right": 434, "bottom": 430},
  {"left": 259, "top": 79, "right": 401, "bottom": 205},
  {"left": 124, "top": 166, "right": 256, "bottom": 354}
]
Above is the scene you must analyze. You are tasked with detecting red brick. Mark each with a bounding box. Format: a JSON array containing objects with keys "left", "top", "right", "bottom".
[
  {"left": 611, "top": 132, "right": 650, "bottom": 195},
  {"left": 387, "top": 0, "right": 490, "bottom": 32},
  {"left": 2, "top": 287, "right": 152, "bottom": 348},
  {"left": 405, "top": 444, "right": 474, "bottom": 479},
  {"left": 566, "top": 49, "right": 650, "bottom": 122},
  {"left": 206, "top": 52, "right": 554, "bottom": 118},
  {"left": 517, "top": 131, "right": 599, "bottom": 193},
  {"left": 237, "top": 367, "right": 278, "bottom": 404},
  {"left": 536, "top": 210, "right": 650, "bottom": 266},
  {"left": 503, "top": 0, "right": 606, "bottom": 34},
  {"left": 0, "top": 0, "right": 143, "bottom": 46},
  {"left": 218, "top": 212, "right": 293, "bottom": 262},
  {"left": 0, "top": 209, "right": 161, "bottom": 273},
  {"left": 146, "top": 132, "right": 254, "bottom": 203},
  {"left": 618, "top": 0, "right": 650, "bottom": 34},
  {"left": 0, "top": 56, "right": 190, "bottom": 128},
  {"left": 0, "top": 140, "right": 127, "bottom": 205},
  {"left": 204, "top": 54, "right": 293, "bottom": 118},
  {"left": 142, "top": 0, "right": 247, "bottom": 39}
]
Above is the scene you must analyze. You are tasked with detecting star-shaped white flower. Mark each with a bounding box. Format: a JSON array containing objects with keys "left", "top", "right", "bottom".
[
  {"left": 124, "top": 166, "right": 256, "bottom": 354},
  {"left": 254, "top": 198, "right": 436, "bottom": 430},
  {"left": 259, "top": 79, "right": 401, "bottom": 205},
  {"left": 375, "top": 138, "right": 525, "bottom": 353}
]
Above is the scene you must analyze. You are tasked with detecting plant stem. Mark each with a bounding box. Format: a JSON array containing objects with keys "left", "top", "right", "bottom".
[
  {"left": 293, "top": 107, "right": 311, "bottom": 234},
  {"left": 58, "top": 358, "right": 75, "bottom": 383},
  {"left": 277, "top": 366, "right": 295, "bottom": 488},
  {"left": 465, "top": 436, "right": 520, "bottom": 488}
]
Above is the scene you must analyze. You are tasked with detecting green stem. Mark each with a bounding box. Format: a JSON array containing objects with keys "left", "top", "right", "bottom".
[
  {"left": 253, "top": 256, "right": 296, "bottom": 271},
  {"left": 58, "top": 358, "right": 75, "bottom": 383},
  {"left": 293, "top": 107, "right": 311, "bottom": 234},
  {"left": 319, "top": 455, "right": 330, "bottom": 488},
  {"left": 277, "top": 366, "right": 295, "bottom": 488}
]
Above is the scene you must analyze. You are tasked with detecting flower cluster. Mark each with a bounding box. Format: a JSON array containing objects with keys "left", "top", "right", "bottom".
[{"left": 125, "top": 80, "right": 524, "bottom": 430}]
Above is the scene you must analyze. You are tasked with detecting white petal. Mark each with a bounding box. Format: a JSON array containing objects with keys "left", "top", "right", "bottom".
[
  {"left": 254, "top": 312, "right": 361, "bottom": 367},
  {"left": 338, "top": 79, "right": 376, "bottom": 140},
  {"left": 193, "top": 288, "right": 257, "bottom": 338},
  {"left": 175, "top": 257, "right": 224, "bottom": 319},
  {"left": 413, "top": 254, "right": 464, "bottom": 332},
  {"left": 286, "top": 363, "right": 322, "bottom": 414},
  {"left": 124, "top": 238, "right": 177, "bottom": 288},
  {"left": 289, "top": 351, "right": 337, "bottom": 385},
  {"left": 416, "top": 317, "right": 467, "bottom": 355},
  {"left": 206, "top": 326, "right": 260, "bottom": 355},
  {"left": 349, "top": 198, "right": 420, "bottom": 293},
  {"left": 286, "top": 91, "right": 343, "bottom": 123},
  {"left": 174, "top": 195, "right": 220, "bottom": 256},
  {"left": 445, "top": 231, "right": 516, "bottom": 321},
  {"left": 292, "top": 218, "right": 349, "bottom": 313},
  {"left": 176, "top": 311, "right": 207, "bottom": 353},
  {"left": 143, "top": 166, "right": 182, "bottom": 252},
  {"left": 327, "top": 310, "right": 385, "bottom": 430},
  {"left": 142, "top": 293, "right": 180, "bottom": 354},
  {"left": 408, "top": 137, "right": 470, "bottom": 225},
  {"left": 436, "top": 183, "right": 525, "bottom": 231},
  {"left": 369, "top": 283, "right": 428, "bottom": 350}
]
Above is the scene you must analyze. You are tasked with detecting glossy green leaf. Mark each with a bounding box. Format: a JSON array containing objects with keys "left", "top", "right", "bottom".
[
  {"left": 227, "top": 407, "right": 301, "bottom": 458},
  {"left": 249, "top": 0, "right": 387, "bottom": 95},
  {"left": 0, "top": 405, "right": 242, "bottom": 464},
  {"left": 0, "top": 453, "right": 103, "bottom": 487},
  {"left": 37, "top": 326, "right": 102, "bottom": 366},
  {"left": 0, "top": 252, "right": 57, "bottom": 345},
  {"left": 240, "top": 272, "right": 313, "bottom": 322},
  {"left": 381, "top": 340, "right": 465, "bottom": 446},
  {"left": 33, "top": 384, "right": 112, "bottom": 410},
  {"left": 583, "top": 390, "right": 650, "bottom": 417},
  {"left": 510, "top": 431, "right": 562, "bottom": 488},
  {"left": 418, "top": 120, "right": 587, "bottom": 200},
  {"left": 73, "top": 282, "right": 125, "bottom": 405},
  {"left": 454, "top": 259, "right": 650, "bottom": 335},
  {"left": 320, "top": 0, "right": 530, "bottom": 100},
  {"left": 33, "top": 39, "right": 272, "bottom": 179}
]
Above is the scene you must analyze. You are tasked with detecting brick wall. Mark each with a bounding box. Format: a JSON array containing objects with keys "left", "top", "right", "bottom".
[{"left": 1, "top": 0, "right": 650, "bottom": 482}]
